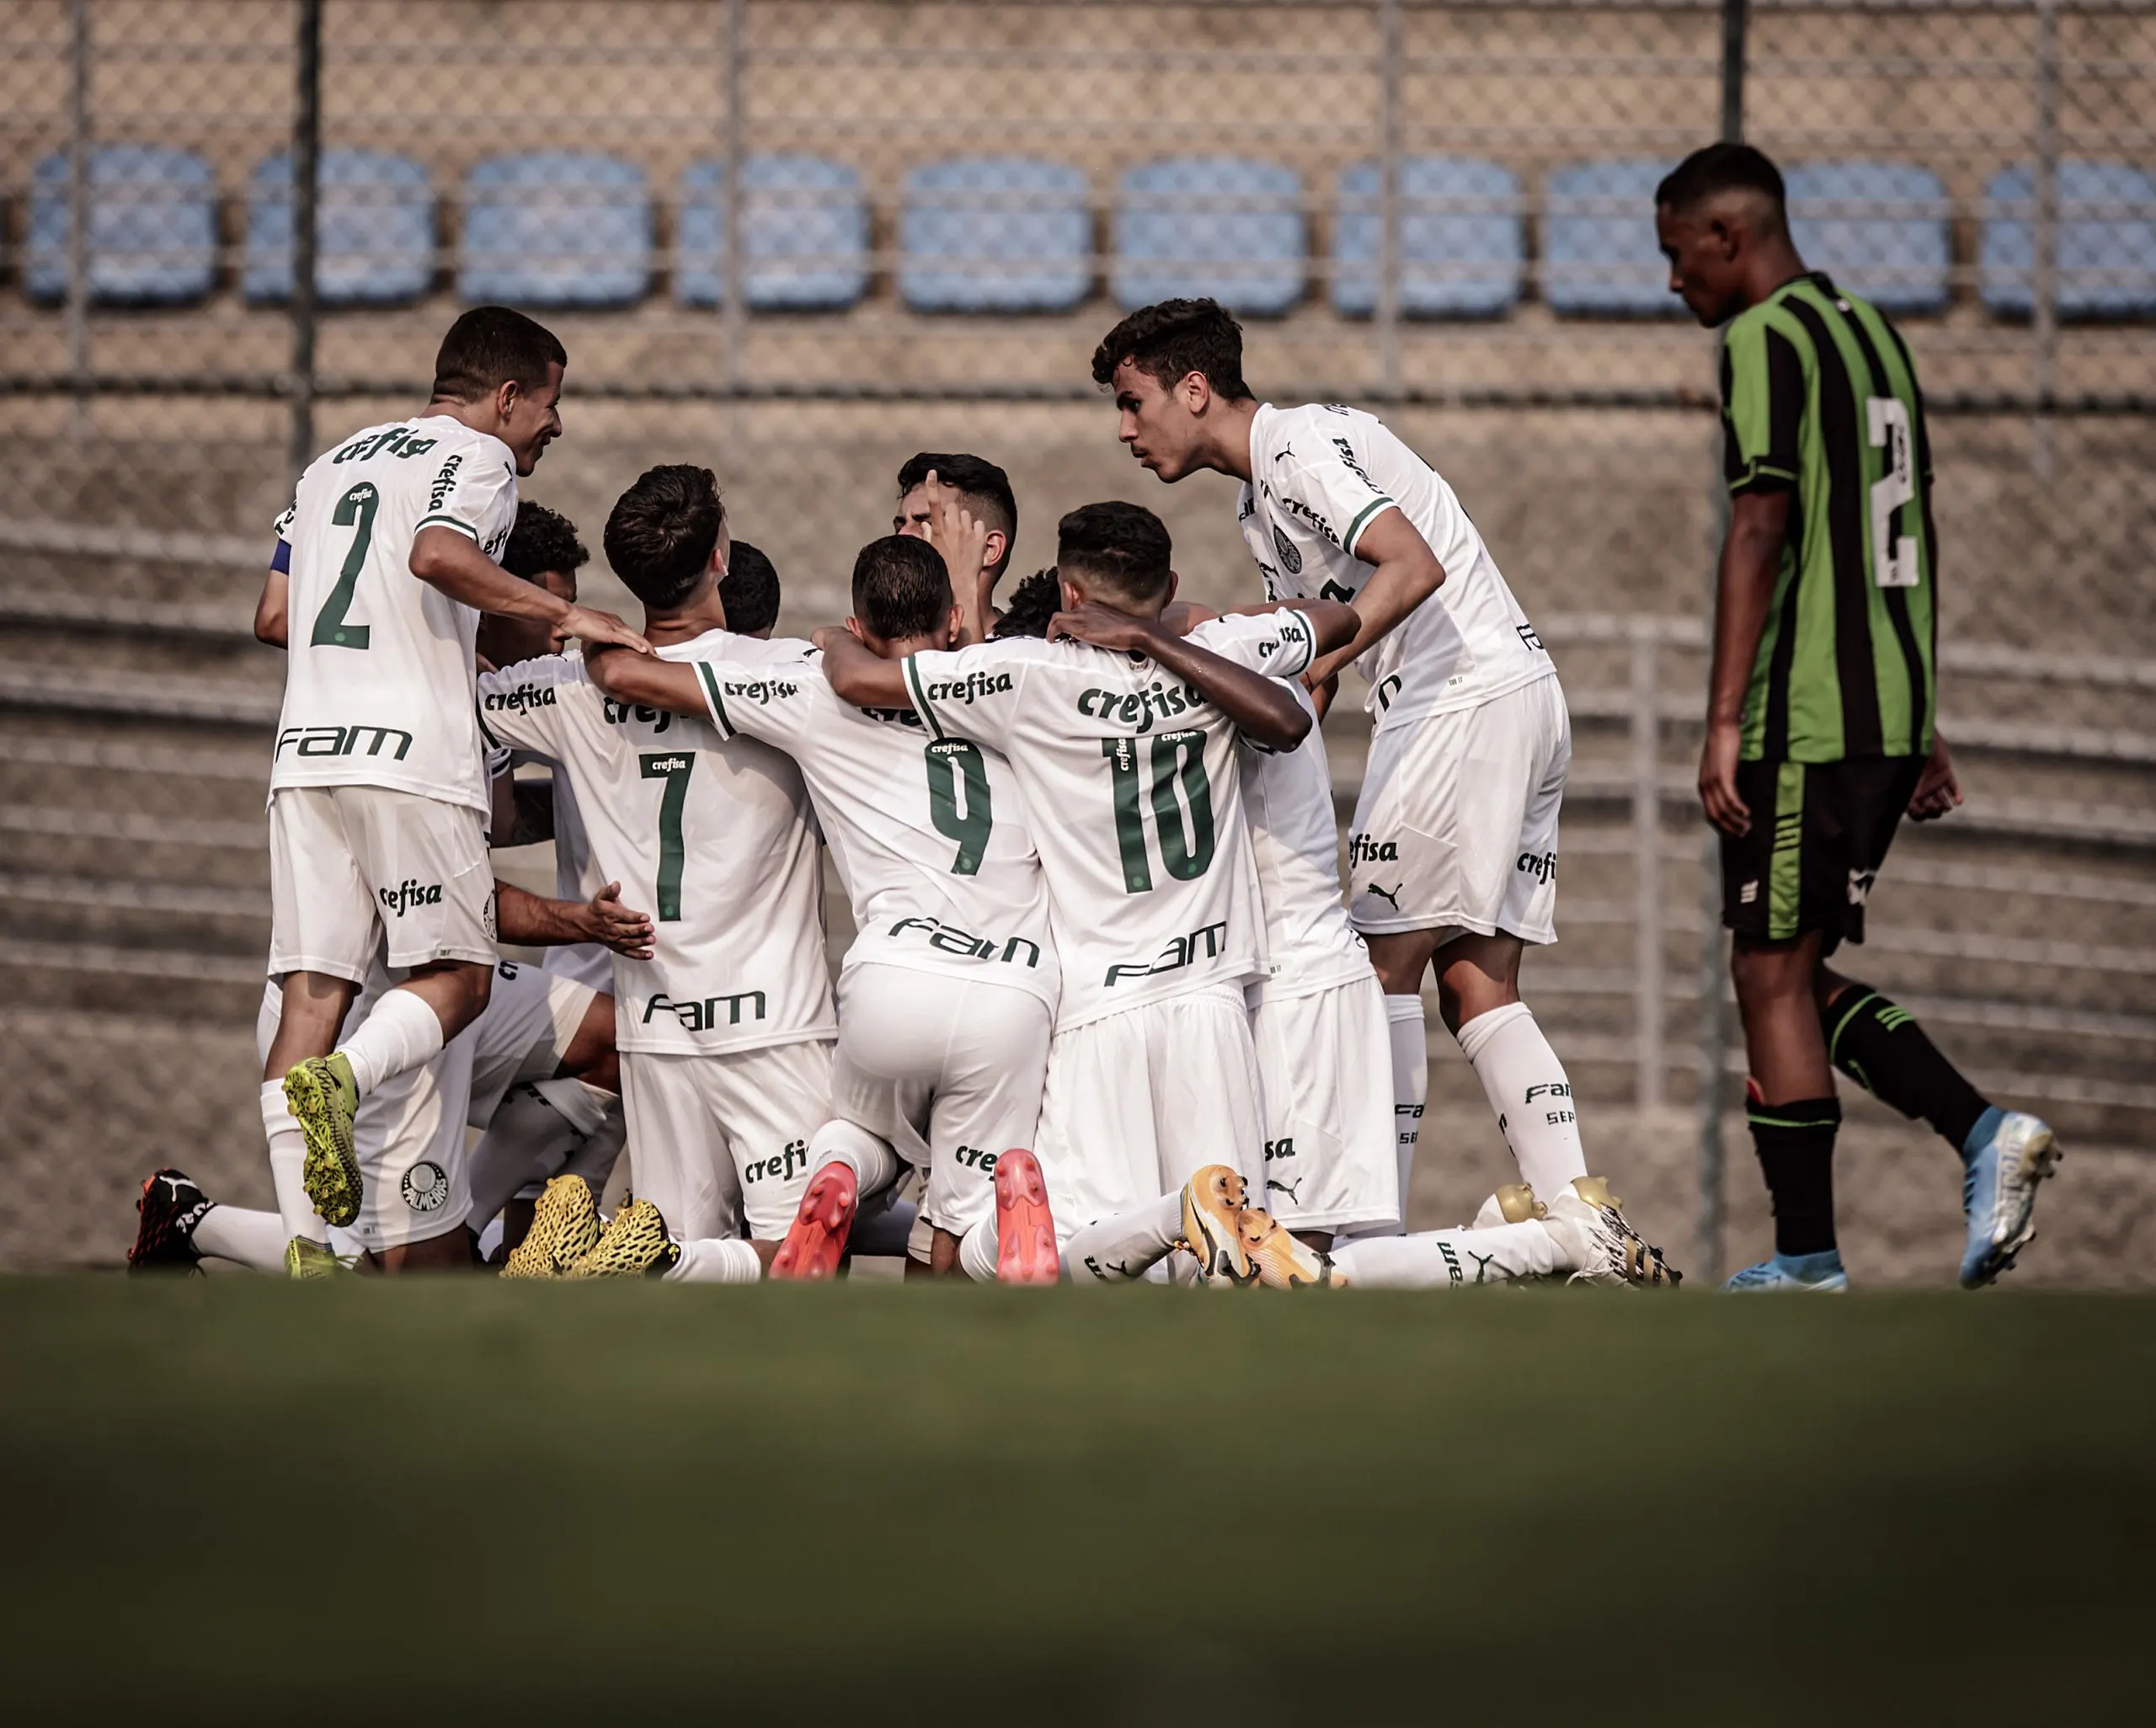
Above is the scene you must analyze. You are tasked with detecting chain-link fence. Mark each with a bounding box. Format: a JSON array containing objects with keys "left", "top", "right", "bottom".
[{"left": 2, "top": 0, "right": 2152, "bottom": 1276}]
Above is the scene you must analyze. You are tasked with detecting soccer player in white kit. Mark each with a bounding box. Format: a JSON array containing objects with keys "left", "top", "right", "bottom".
[
  {"left": 259, "top": 310, "right": 648, "bottom": 1269},
  {"left": 1093, "top": 299, "right": 1617, "bottom": 1232},
  {"left": 819, "top": 502, "right": 1316, "bottom": 1280},
  {"left": 475, "top": 465, "right": 835, "bottom": 1282},
  {"left": 588, "top": 533, "right": 1059, "bottom": 1278}
]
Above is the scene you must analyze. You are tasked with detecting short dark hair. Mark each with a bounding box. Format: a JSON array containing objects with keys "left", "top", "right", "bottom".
[
  {"left": 500, "top": 501, "right": 588, "bottom": 584},
  {"left": 1655, "top": 143, "right": 1787, "bottom": 223},
  {"left": 1056, "top": 501, "right": 1172, "bottom": 606},
  {"left": 431, "top": 306, "right": 567, "bottom": 403},
  {"left": 604, "top": 465, "right": 724, "bottom": 611},
  {"left": 895, "top": 452, "right": 1018, "bottom": 577},
  {"left": 1090, "top": 297, "right": 1251, "bottom": 399},
  {"left": 851, "top": 535, "right": 953, "bottom": 642},
  {"left": 719, "top": 540, "right": 781, "bottom": 635},
  {"left": 991, "top": 568, "right": 1062, "bottom": 641}
]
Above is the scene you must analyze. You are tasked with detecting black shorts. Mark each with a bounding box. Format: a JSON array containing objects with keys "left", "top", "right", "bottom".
[{"left": 1718, "top": 755, "right": 1924, "bottom": 953}]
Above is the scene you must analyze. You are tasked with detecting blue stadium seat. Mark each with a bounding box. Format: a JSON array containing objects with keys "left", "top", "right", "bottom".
[
  {"left": 28, "top": 144, "right": 217, "bottom": 306},
  {"left": 1543, "top": 159, "right": 1683, "bottom": 317},
  {"left": 676, "top": 155, "right": 867, "bottom": 312},
  {"left": 1114, "top": 157, "right": 1305, "bottom": 317},
  {"left": 1334, "top": 157, "right": 1522, "bottom": 318},
  {"left": 1785, "top": 161, "right": 1951, "bottom": 315},
  {"left": 460, "top": 152, "right": 650, "bottom": 309},
  {"left": 1980, "top": 161, "right": 2156, "bottom": 319},
  {"left": 243, "top": 149, "right": 433, "bottom": 307},
  {"left": 900, "top": 157, "right": 1091, "bottom": 314}
]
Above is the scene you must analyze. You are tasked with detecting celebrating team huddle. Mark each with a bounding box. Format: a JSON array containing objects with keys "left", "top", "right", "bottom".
[{"left": 126, "top": 296, "right": 1680, "bottom": 1293}]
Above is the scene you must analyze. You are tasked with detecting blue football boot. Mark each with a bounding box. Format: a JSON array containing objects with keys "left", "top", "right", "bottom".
[
  {"left": 1959, "top": 1110, "right": 2059, "bottom": 1288},
  {"left": 1725, "top": 1250, "right": 1850, "bottom": 1292}
]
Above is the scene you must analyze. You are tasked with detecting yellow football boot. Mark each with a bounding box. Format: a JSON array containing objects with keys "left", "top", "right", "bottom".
[
  {"left": 501, "top": 1175, "right": 601, "bottom": 1279},
  {"left": 1179, "top": 1165, "right": 1257, "bottom": 1286},
  {"left": 568, "top": 1197, "right": 680, "bottom": 1278},
  {"left": 1237, "top": 1206, "right": 1349, "bottom": 1290},
  {"left": 285, "top": 1053, "right": 361, "bottom": 1229},
  {"left": 283, "top": 1235, "right": 351, "bottom": 1280}
]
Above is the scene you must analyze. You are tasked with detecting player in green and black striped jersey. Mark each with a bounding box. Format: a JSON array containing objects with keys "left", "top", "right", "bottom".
[{"left": 1656, "top": 143, "right": 2057, "bottom": 1292}]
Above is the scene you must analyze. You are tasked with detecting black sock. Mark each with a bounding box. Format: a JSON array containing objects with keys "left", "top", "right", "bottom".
[
  {"left": 1823, "top": 989, "right": 1990, "bottom": 1153},
  {"left": 1749, "top": 1096, "right": 1842, "bottom": 1258}
]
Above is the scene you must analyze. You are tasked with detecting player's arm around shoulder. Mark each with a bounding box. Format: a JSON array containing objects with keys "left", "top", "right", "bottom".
[
  {"left": 584, "top": 641, "right": 709, "bottom": 721},
  {"left": 813, "top": 625, "right": 913, "bottom": 712},
  {"left": 1054, "top": 602, "right": 1310, "bottom": 754},
  {"left": 1305, "top": 504, "right": 1445, "bottom": 687}
]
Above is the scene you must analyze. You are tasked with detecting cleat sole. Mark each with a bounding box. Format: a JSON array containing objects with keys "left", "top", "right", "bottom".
[
  {"left": 771, "top": 1165, "right": 858, "bottom": 1282},
  {"left": 993, "top": 1149, "right": 1059, "bottom": 1285},
  {"left": 286, "top": 1062, "right": 360, "bottom": 1229}
]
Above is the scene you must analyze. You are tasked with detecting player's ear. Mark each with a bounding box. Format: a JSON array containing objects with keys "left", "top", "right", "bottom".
[
  {"left": 494, "top": 376, "right": 521, "bottom": 423},
  {"left": 1165, "top": 568, "right": 1180, "bottom": 605},
  {"left": 1178, "top": 370, "right": 1210, "bottom": 415},
  {"left": 1059, "top": 573, "right": 1084, "bottom": 612},
  {"left": 984, "top": 529, "right": 1008, "bottom": 573},
  {"left": 845, "top": 615, "right": 867, "bottom": 644},
  {"left": 945, "top": 601, "right": 965, "bottom": 643}
]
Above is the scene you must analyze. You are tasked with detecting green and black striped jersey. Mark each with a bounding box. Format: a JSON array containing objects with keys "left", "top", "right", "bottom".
[{"left": 1720, "top": 272, "right": 1938, "bottom": 764}]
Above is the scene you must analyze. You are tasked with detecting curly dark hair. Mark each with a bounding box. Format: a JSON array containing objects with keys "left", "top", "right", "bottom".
[
  {"left": 719, "top": 540, "right": 781, "bottom": 635},
  {"left": 990, "top": 568, "right": 1062, "bottom": 640},
  {"left": 1089, "top": 297, "right": 1251, "bottom": 399},
  {"left": 500, "top": 500, "right": 589, "bottom": 583}
]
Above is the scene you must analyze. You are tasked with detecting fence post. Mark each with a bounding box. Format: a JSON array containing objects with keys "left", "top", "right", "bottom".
[
  {"left": 1696, "top": 475, "right": 1732, "bottom": 1285},
  {"left": 2031, "top": 0, "right": 2059, "bottom": 476},
  {"left": 1376, "top": 0, "right": 1402, "bottom": 401},
  {"left": 722, "top": 0, "right": 746, "bottom": 395},
  {"left": 1719, "top": 0, "right": 1748, "bottom": 141},
  {"left": 289, "top": 0, "right": 321, "bottom": 481},
  {"left": 67, "top": 0, "right": 91, "bottom": 431},
  {"left": 1632, "top": 626, "right": 1666, "bottom": 1109}
]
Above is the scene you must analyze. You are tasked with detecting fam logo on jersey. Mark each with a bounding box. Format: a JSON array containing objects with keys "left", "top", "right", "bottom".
[
  {"left": 641, "top": 989, "right": 766, "bottom": 1031},
  {"left": 744, "top": 1139, "right": 808, "bottom": 1186},
  {"left": 276, "top": 723, "right": 415, "bottom": 762},
  {"left": 925, "top": 670, "right": 1013, "bottom": 707},
  {"left": 886, "top": 915, "right": 1043, "bottom": 969},
  {"left": 379, "top": 878, "right": 444, "bottom": 917},
  {"left": 1516, "top": 850, "right": 1557, "bottom": 885},
  {"left": 485, "top": 682, "right": 558, "bottom": 716},
  {"left": 601, "top": 696, "right": 670, "bottom": 733},
  {"left": 1270, "top": 524, "right": 1304, "bottom": 576},
  {"left": 1348, "top": 833, "right": 1401, "bottom": 866},
  {"left": 1103, "top": 920, "right": 1230, "bottom": 985},
  {"left": 333, "top": 424, "right": 440, "bottom": 465},
  {"left": 401, "top": 1160, "right": 450, "bottom": 1213},
  {"left": 1075, "top": 680, "right": 1208, "bottom": 735}
]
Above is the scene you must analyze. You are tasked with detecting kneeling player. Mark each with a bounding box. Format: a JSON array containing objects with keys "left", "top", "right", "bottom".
[{"left": 586, "top": 529, "right": 1058, "bottom": 1277}]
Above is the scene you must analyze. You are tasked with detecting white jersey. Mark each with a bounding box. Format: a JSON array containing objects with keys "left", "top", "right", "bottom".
[
  {"left": 273, "top": 415, "right": 519, "bottom": 814},
  {"left": 682, "top": 641, "right": 1059, "bottom": 1016},
  {"left": 1214, "top": 622, "right": 1372, "bottom": 999},
  {"left": 1236, "top": 402, "right": 1553, "bottom": 734},
  {"left": 903, "top": 611, "right": 1316, "bottom": 1031},
  {"left": 541, "top": 760, "right": 612, "bottom": 989},
  {"left": 475, "top": 633, "right": 834, "bottom": 1058}
]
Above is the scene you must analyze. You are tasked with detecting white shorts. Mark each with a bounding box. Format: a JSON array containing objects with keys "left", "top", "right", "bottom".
[
  {"left": 1033, "top": 984, "right": 1264, "bottom": 1245},
  {"left": 830, "top": 963, "right": 1052, "bottom": 1246},
  {"left": 1348, "top": 673, "right": 1569, "bottom": 946},
  {"left": 1250, "top": 972, "right": 1401, "bottom": 1236},
  {"left": 620, "top": 1039, "right": 834, "bottom": 1240},
  {"left": 254, "top": 958, "right": 593, "bottom": 1252},
  {"left": 269, "top": 785, "right": 495, "bottom": 983}
]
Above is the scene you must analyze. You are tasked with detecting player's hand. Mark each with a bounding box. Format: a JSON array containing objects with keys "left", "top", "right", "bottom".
[
  {"left": 563, "top": 605, "right": 653, "bottom": 656},
  {"left": 1049, "top": 601, "right": 1155, "bottom": 653},
  {"left": 922, "top": 470, "right": 990, "bottom": 585},
  {"left": 1698, "top": 719, "right": 1750, "bottom": 836},
  {"left": 576, "top": 882, "right": 654, "bottom": 960},
  {"left": 1908, "top": 733, "right": 1962, "bottom": 822}
]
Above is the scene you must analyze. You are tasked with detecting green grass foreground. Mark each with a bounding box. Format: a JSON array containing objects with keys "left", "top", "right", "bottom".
[{"left": 3, "top": 1278, "right": 2150, "bottom": 1722}]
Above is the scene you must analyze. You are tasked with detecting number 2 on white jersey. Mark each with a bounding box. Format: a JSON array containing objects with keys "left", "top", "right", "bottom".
[
  {"left": 310, "top": 482, "right": 379, "bottom": 648},
  {"left": 1866, "top": 397, "right": 1919, "bottom": 589}
]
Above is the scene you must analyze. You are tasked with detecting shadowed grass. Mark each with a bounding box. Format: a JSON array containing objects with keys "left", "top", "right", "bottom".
[{"left": 3, "top": 1278, "right": 2149, "bottom": 1722}]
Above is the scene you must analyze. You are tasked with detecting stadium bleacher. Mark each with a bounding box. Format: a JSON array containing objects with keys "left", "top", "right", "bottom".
[{"left": 13, "top": 143, "right": 2156, "bottom": 324}]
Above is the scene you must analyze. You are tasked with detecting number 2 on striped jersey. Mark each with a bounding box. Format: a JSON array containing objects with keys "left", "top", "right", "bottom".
[{"left": 1866, "top": 397, "right": 1919, "bottom": 589}]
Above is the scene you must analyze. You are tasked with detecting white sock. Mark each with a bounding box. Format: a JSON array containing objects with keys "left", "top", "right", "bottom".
[
  {"left": 666, "top": 1237, "right": 763, "bottom": 1283},
  {"left": 958, "top": 1213, "right": 999, "bottom": 1283},
  {"left": 192, "top": 1203, "right": 293, "bottom": 1273},
  {"left": 337, "top": 987, "right": 446, "bottom": 1096},
  {"left": 261, "top": 1080, "right": 324, "bottom": 1244},
  {"left": 1456, "top": 1002, "right": 1589, "bottom": 1197},
  {"left": 466, "top": 1084, "right": 582, "bottom": 1227},
  {"left": 808, "top": 1118, "right": 902, "bottom": 1199},
  {"left": 1385, "top": 994, "right": 1428, "bottom": 1233},
  {"left": 1331, "top": 1220, "right": 1564, "bottom": 1288},
  {"left": 1065, "top": 1193, "right": 1184, "bottom": 1284}
]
